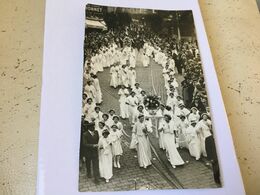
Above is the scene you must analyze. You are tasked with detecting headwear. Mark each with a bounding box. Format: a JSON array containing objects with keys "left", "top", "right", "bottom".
[
  {"left": 86, "top": 122, "right": 95, "bottom": 131},
  {"left": 112, "top": 115, "right": 119, "bottom": 120},
  {"left": 201, "top": 113, "right": 208, "bottom": 118},
  {"left": 190, "top": 120, "right": 197, "bottom": 125},
  {"left": 191, "top": 107, "right": 198, "bottom": 111},
  {"left": 108, "top": 109, "right": 115, "bottom": 113},
  {"left": 138, "top": 114, "right": 144, "bottom": 119},
  {"left": 102, "top": 129, "right": 110, "bottom": 136},
  {"left": 137, "top": 105, "right": 144, "bottom": 110},
  {"left": 111, "top": 124, "right": 118, "bottom": 129}
]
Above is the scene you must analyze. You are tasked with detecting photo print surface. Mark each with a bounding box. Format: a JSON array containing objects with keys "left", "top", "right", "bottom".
[{"left": 79, "top": 4, "right": 221, "bottom": 192}]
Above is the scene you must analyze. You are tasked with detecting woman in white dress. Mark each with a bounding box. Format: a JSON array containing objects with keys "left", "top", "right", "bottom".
[
  {"left": 196, "top": 113, "right": 213, "bottom": 157},
  {"left": 89, "top": 106, "right": 103, "bottom": 129},
  {"left": 155, "top": 104, "right": 166, "bottom": 149},
  {"left": 110, "top": 64, "right": 118, "bottom": 88},
  {"left": 128, "top": 67, "right": 136, "bottom": 88},
  {"left": 132, "top": 115, "right": 152, "bottom": 168},
  {"left": 176, "top": 115, "right": 189, "bottom": 149},
  {"left": 98, "top": 129, "right": 113, "bottom": 183},
  {"left": 142, "top": 53, "right": 150, "bottom": 67},
  {"left": 185, "top": 120, "right": 201, "bottom": 160},
  {"left": 126, "top": 91, "right": 139, "bottom": 124},
  {"left": 84, "top": 80, "right": 96, "bottom": 102},
  {"left": 188, "top": 107, "right": 200, "bottom": 123},
  {"left": 158, "top": 115, "right": 185, "bottom": 168},
  {"left": 82, "top": 98, "right": 96, "bottom": 123},
  {"left": 91, "top": 75, "right": 102, "bottom": 104},
  {"left": 110, "top": 125, "right": 123, "bottom": 168},
  {"left": 118, "top": 85, "right": 129, "bottom": 119}
]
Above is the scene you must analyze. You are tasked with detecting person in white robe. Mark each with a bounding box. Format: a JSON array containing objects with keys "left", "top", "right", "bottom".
[
  {"left": 132, "top": 83, "right": 143, "bottom": 97},
  {"left": 127, "top": 67, "right": 136, "bottom": 88},
  {"left": 176, "top": 115, "right": 189, "bottom": 148},
  {"left": 185, "top": 120, "right": 201, "bottom": 160},
  {"left": 110, "top": 64, "right": 119, "bottom": 88},
  {"left": 110, "top": 125, "right": 123, "bottom": 168},
  {"left": 83, "top": 98, "right": 96, "bottom": 123},
  {"left": 166, "top": 92, "right": 176, "bottom": 110},
  {"left": 175, "top": 103, "right": 190, "bottom": 117},
  {"left": 118, "top": 86, "right": 129, "bottom": 119},
  {"left": 89, "top": 106, "right": 103, "bottom": 129},
  {"left": 101, "top": 114, "right": 111, "bottom": 131},
  {"left": 107, "top": 110, "right": 116, "bottom": 128},
  {"left": 98, "top": 129, "right": 113, "bottom": 183},
  {"left": 91, "top": 75, "right": 102, "bottom": 104},
  {"left": 126, "top": 91, "right": 139, "bottom": 124},
  {"left": 121, "top": 65, "right": 130, "bottom": 87},
  {"left": 84, "top": 80, "right": 96, "bottom": 102},
  {"left": 196, "top": 113, "right": 213, "bottom": 157},
  {"left": 155, "top": 105, "right": 166, "bottom": 149},
  {"left": 129, "top": 50, "right": 136, "bottom": 68},
  {"left": 142, "top": 52, "right": 150, "bottom": 67},
  {"left": 132, "top": 115, "right": 152, "bottom": 168},
  {"left": 158, "top": 115, "right": 185, "bottom": 168},
  {"left": 188, "top": 107, "right": 200, "bottom": 123},
  {"left": 138, "top": 90, "right": 147, "bottom": 105},
  {"left": 96, "top": 121, "right": 106, "bottom": 137}
]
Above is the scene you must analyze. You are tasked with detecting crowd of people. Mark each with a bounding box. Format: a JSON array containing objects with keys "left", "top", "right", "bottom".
[{"left": 80, "top": 22, "right": 220, "bottom": 185}]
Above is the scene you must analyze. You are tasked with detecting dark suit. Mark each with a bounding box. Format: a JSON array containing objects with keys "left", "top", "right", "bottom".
[{"left": 83, "top": 130, "right": 100, "bottom": 181}]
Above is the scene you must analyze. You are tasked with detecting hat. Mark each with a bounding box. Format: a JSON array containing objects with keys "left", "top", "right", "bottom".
[
  {"left": 86, "top": 122, "right": 95, "bottom": 131},
  {"left": 191, "top": 107, "right": 198, "bottom": 111},
  {"left": 138, "top": 114, "right": 144, "bottom": 119},
  {"left": 190, "top": 120, "right": 197, "bottom": 125},
  {"left": 102, "top": 129, "right": 110, "bottom": 136},
  {"left": 201, "top": 113, "right": 208, "bottom": 118},
  {"left": 111, "top": 124, "right": 118, "bottom": 129},
  {"left": 178, "top": 103, "right": 184, "bottom": 107},
  {"left": 108, "top": 109, "right": 115, "bottom": 113},
  {"left": 137, "top": 105, "right": 144, "bottom": 110}
]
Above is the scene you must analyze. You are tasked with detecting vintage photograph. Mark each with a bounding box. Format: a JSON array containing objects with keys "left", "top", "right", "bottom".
[{"left": 79, "top": 4, "right": 221, "bottom": 192}]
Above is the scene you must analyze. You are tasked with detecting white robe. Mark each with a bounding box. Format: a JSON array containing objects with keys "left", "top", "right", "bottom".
[
  {"left": 159, "top": 120, "right": 184, "bottom": 167},
  {"left": 98, "top": 137, "right": 113, "bottom": 180},
  {"left": 93, "top": 78, "right": 102, "bottom": 104},
  {"left": 118, "top": 89, "right": 129, "bottom": 119},
  {"left": 132, "top": 121, "right": 152, "bottom": 167},
  {"left": 185, "top": 125, "right": 201, "bottom": 159}
]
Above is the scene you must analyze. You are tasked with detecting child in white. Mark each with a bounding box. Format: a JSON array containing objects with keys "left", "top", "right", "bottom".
[
  {"left": 110, "top": 125, "right": 123, "bottom": 168},
  {"left": 98, "top": 129, "right": 113, "bottom": 183}
]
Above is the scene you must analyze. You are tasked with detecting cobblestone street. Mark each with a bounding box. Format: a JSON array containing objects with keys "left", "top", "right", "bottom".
[{"left": 79, "top": 54, "right": 219, "bottom": 192}]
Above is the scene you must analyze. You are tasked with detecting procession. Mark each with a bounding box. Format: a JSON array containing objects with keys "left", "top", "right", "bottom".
[{"left": 79, "top": 5, "right": 220, "bottom": 191}]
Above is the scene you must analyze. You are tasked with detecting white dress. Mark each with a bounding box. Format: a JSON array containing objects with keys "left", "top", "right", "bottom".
[
  {"left": 93, "top": 78, "right": 102, "bottom": 104},
  {"left": 126, "top": 96, "right": 139, "bottom": 124},
  {"left": 132, "top": 121, "right": 152, "bottom": 168},
  {"left": 185, "top": 125, "right": 201, "bottom": 160},
  {"left": 98, "top": 137, "right": 113, "bottom": 180},
  {"left": 118, "top": 89, "right": 129, "bottom": 119},
  {"left": 196, "top": 119, "right": 212, "bottom": 157},
  {"left": 128, "top": 70, "right": 136, "bottom": 88},
  {"left": 110, "top": 130, "right": 123, "bottom": 156},
  {"left": 176, "top": 119, "right": 189, "bottom": 148},
  {"left": 110, "top": 66, "right": 118, "bottom": 88},
  {"left": 160, "top": 120, "right": 185, "bottom": 167}
]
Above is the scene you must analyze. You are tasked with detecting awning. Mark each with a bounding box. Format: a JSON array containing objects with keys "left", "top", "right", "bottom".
[{"left": 85, "top": 19, "right": 107, "bottom": 30}]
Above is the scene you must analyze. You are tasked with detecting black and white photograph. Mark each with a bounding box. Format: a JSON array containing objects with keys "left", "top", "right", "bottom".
[{"left": 79, "top": 4, "right": 221, "bottom": 192}]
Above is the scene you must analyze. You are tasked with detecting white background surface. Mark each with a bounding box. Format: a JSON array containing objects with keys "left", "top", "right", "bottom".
[{"left": 37, "top": 0, "right": 245, "bottom": 194}]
